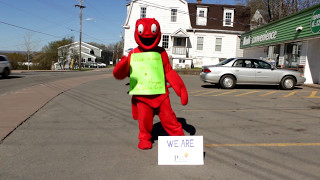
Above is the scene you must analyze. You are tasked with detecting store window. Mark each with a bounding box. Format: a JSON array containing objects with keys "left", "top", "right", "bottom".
[
  {"left": 267, "top": 45, "right": 280, "bottom": 66},
  {"left": 284, "top": 42, "right": 302, "bottom": 68}
]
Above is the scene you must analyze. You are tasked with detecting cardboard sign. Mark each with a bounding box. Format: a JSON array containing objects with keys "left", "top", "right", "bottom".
[
  {"left": 129, "top": 52, "right": 165, "bottom": 95},
  {"left": 158, "top": 136, "right": 204, "bottom": 165}
]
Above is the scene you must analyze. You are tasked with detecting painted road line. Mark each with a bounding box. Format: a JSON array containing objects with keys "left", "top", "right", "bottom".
[
  {"left": 235, "top": 91, "right": 259, "bottom": 97},
  {"left": 194, "top": 90, "right": 220, "bottom": 96},
  {"left": 283, "top": 91, "right": 296, "bottom": 98},
  {"left": 204, "top": 143, "right": 320, "bottom": 147},
  {"left": 212, "top": 90, "right": 237, "bottom": 96},
  {"left": 182, "top": 109, "right": 251, "bottom": 112},
  {"left": 189, "top": 89, "right": 210, "bottom": 95},
  {"left": 308, "top": 91, "right": 320, "bottom": 98},
  {"left": 259, "top": 91, "right": 277, "bottom": 97}
]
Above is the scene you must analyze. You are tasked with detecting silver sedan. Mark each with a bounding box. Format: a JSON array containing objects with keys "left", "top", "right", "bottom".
[{"left": 200, "top": 58, "right": 306, "bottom": 90}]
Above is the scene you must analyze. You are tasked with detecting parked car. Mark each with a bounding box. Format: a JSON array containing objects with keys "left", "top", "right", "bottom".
[
  {"left": 97, "top": 62, "right": 106, "bottom": 68},
  {"left": 200, "top": 58, "right": 306, "bottom": 90},
  {"left": 0, "top": 55, "right": 11, "bottom": 78}
]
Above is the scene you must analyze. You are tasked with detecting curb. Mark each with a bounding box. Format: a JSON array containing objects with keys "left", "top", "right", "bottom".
[{"left": 302, "top": 84, "right": 320, "bottom": 89}]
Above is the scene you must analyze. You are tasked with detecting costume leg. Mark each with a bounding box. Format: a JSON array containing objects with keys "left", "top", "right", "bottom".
[
  {"left": 158, "top": 97, "right": 184, "bottom": 136},
  {"left": 137, "top": 101, "right": 153, "bottom": 149}
]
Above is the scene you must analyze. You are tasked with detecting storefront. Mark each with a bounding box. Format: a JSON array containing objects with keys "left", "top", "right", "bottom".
[{"left": 241, "top": 4, "right": 320, "bottom": 84}]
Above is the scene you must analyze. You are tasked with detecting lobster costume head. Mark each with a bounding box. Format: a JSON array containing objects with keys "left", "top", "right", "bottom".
[{"left": 134, "top": 18, "right": 161, "bottom": 50}]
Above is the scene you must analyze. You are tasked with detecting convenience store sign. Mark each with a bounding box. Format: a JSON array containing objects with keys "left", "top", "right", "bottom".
[
  {"left": 242, "top": 30, "right": 278, "bottom": 46},
  {"left": 311, "top": 9, "right": 320, "bottom": 34}
]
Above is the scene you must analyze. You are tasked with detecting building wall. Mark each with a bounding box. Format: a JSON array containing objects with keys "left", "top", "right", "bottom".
[
  {"left": 179, "top": 32, "right": 243, "bottom": 67},
  {"left": 243, "top": 46, "right": 266, "bottom": 59},
  {"left": 305, "top": 38, "right": 320, "bottom": 84},
  {"left": 123, "top": 0, "right": 249, "bottom": 69},
  {"left": 57, "top": 42, "right": 105, "bottom": 70},
  {"left": 123, "top": 0, "right": 190, "bottom": 55}
]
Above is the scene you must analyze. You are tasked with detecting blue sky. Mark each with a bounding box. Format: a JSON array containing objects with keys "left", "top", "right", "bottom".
[{"left": 0, "top": 0, "right": 240, "bottom": 51}]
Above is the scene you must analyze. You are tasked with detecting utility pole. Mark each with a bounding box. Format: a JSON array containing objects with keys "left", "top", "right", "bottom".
[{"left": 75, "top": 0, "right": 85, "bottom": 70}]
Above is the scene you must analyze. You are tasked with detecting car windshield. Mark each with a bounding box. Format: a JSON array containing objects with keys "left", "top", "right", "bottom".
[{"left": 218, "top": 58, "right": 234, "bottom": 65}]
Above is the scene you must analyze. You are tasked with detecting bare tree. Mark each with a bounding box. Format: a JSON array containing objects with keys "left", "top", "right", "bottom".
[
  {"left": 107, "top": 39, "right": 124, "bottom": 64},
  {"left": 24, "top": 33, "right": 38, "bottom": 70},
  {"left": 246, "top": 0, "right": 320, "bottom": 22},
  {"left": 57, "top": 45, "right": 72, "bottom": 70}
]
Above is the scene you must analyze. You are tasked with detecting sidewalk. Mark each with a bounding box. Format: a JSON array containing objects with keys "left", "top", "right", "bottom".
[
  {"left": 0, "top": 73, "right": 113, "bottom": 142},
  {"left": 303, "top": 83, "right": 320, "bottom": 89}
]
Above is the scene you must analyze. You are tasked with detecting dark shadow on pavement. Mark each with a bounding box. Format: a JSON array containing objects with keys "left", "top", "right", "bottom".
[
  {"left": 201, "top": 84, "right": 303, "bottom": 90},
  {"left": 151, "top": 117, "right": 196, "bottom": 143},
  {"left": 0, "top": 76, "right": 22, "bottom": 80}
]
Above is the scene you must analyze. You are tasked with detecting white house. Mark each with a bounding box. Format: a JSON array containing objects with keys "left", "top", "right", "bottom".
[
  {"left": 122, "top": 0, "right": 251, "bottom": 69},
  {"left": 250, "top": 9, "right": 269, "bottom": 30},
  {"left": 57, "top": 42, "right": 112, "bottom": 70}
]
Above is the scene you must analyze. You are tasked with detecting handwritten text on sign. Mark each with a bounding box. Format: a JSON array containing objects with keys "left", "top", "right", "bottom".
[
  {"left": 129, "top": 52, "right": 165, "bottom": 95},
  {"left": 158, "top": 136, "right": 204, "bottom": 165}
]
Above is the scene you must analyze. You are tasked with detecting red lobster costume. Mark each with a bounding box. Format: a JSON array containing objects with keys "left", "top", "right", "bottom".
[{"left": 113, "top": 18, "right": 188, "bottom": 150}]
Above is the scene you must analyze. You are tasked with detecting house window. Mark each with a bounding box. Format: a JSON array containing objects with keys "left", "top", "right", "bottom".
[
  {"left": 196, "top": 7, "right": 207, "bottom": 26},
  {"left": 174, "top": 38, "right": 186, "bottom": 46},
  {"left": 223, "top": 8, "right": 234, "bottom": 27},
  {"left": 171, "top": 9, "right": 177, "bottom": 22},
  {"left": 215, "top": 38, "right": 222, "bottom": 52},
  {"left": 197, "top": 37, "right": 204, "bottom": 50},
  {"left": 199, "top": 10, "right": 204, "bottom": 17},
  {"left": 162, "top": 35, "right": 169, "bottom": 49},
  {"left": 140, "top": 7, "right": 146, "bottom": 19},
  {"left": 225, "top": 12, "right": 232, "bottom": 25},
  {"left": 179, "top": 59, "right": 185, "bottom": 63},
  {"left": 258, "top": 18, "right": 263, "bottom": 25}
]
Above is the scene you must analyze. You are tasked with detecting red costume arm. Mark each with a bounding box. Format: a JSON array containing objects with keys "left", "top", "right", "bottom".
[
  {"left": 160, "top": 48, "right": 188, "bottom": 106},
  {"left": 113, "top": 55, "right": 130, "bottom": 80}
]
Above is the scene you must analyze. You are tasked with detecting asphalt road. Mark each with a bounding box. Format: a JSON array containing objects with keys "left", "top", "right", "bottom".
[{"left": 1, "top": 69, "right": 320, "bottom": 180}]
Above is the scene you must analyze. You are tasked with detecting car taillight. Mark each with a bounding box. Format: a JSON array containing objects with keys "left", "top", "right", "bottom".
[{"left": 203, "top": 69, "right": 211, "bottom": 73}]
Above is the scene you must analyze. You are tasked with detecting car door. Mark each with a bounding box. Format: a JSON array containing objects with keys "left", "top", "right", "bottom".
[
  {"left": 253, "top": 60, "right": 277, "bottom": 84},
  {"left": 0, "top": 56, "right": 6, "bottom": 72},
  {"left": 231, "top": 59, "right": 256, "bottom": 83}
]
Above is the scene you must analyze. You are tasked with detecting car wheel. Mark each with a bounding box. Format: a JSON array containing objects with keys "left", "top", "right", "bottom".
[
  {"left": 2, "top": 68, "right": 10, "bottom": 78},
  {"left": 220, "top": 75, "right": 236, "bottom": 89},
  {"left": 281, "top": 76, "right": 296, "bottom": 90}
]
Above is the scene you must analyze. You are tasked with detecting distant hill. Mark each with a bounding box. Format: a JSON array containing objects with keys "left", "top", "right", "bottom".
[{"left": 0, "top": 50, "right": 27, "bottom": 54}]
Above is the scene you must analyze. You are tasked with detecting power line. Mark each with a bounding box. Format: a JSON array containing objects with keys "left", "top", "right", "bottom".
[
  {"left": 0, "top": 0, "right": 110, "bottom": 47},
  {"left": 0, "top": 1, "right": 74, "bottom": 30},
  {"left": 0, "top": 20, "right": 63, "bottom": 38},
  {"left": 0, "top": 37, "right": 59, "bottom": 51}
]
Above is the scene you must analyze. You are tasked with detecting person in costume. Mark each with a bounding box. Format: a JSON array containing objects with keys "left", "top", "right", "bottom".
[{"left": 113, "top": 18, "right": 188, "bottom": 150}]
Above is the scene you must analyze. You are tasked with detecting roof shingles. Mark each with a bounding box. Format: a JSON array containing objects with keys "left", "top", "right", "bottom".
[{"left": 188, "top": 3, "right": 251, "bottom": 32}]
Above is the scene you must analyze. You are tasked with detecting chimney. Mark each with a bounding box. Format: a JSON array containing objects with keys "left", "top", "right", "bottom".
[{"left": 197, "top": 0, "right": 202, "bottom": 3}]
